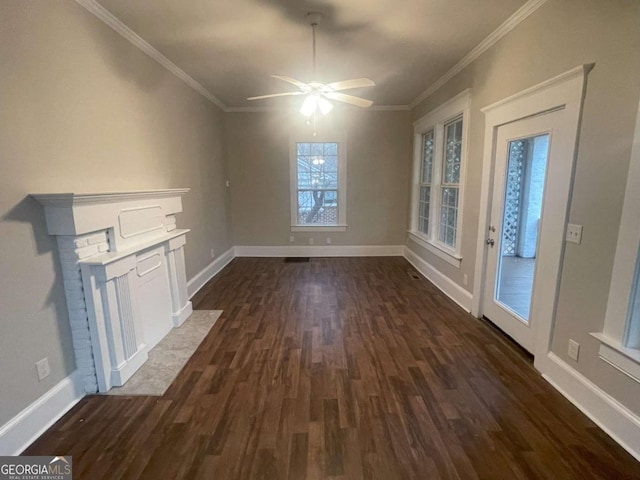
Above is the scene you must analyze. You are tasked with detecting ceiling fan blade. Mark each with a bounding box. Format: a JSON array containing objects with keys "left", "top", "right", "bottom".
[
  {"left": 324, "top": 92, "right": 373, "bottom": 108},
  {"left": 328, "top": 78, "right": 375, "bottom": 91},
  {"left": 247, "top": 91, "right": 305, "bottom": 101},
  {"left": 270, "top": 75, "right": 309, "bottom": 90}
]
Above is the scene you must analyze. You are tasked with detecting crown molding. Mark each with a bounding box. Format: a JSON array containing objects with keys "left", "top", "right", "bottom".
[
  {"left": 225, "top": 105, "right": 410, "bottom": 113},
  {"left": 371, "top": 105, "right": 410, "bottom": 111},
  {"left": 409, "top": 0, "right": 549, "bottom": 110},
  {"left": 74, "top": 0, "right": 227, "bottom": 111}
]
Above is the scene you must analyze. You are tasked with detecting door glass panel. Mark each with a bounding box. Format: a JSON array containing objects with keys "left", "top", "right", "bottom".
[{"left": 495, "top": 134, "right": 550, "bottom": 321}]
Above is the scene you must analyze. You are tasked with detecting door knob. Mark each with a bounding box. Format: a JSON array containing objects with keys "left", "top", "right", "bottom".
[{"left": 486, "top": 238, "right": 495, "bottom": 247}]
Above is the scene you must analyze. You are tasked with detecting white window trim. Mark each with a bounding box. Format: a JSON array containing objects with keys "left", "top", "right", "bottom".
[
  {"left": 591, "top": 95, "right": 640, "bottom": 383},
  {"left": 409, "top": 89, "right": 471, "bottom": 267},
  {"left": 289, "top": 132, "right": 347, "bottom": 231}
]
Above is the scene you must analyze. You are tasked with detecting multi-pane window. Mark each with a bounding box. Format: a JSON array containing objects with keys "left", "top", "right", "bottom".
[
  {"left": 418, "top": 131, "right": 434, "bottom": 235},
  {"left": 411, "top": 92, "right": 468, "bottom": 260},
  {"left": 439, "top": 117, "right": 463, "bottom": 248},
  {"left": 290, "top": 136, "right": 346, "bottom": 230},
  {"left": 296, "top": 142, "right": 339, "bottom": 225}
]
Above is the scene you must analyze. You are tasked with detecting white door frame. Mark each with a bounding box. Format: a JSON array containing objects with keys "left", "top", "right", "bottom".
[{"left": 471, "top": 64, "right": 593, "bottom": 365}]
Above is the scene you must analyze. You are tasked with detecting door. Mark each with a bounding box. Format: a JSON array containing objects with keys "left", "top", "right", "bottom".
[{"left": 483, "top": 110, "right": 570, "bottom": 353}]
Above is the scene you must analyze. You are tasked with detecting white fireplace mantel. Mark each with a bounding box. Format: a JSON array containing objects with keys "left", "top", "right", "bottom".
[{"left": 32, "top": 189, "right": 192, "bottom": 393}]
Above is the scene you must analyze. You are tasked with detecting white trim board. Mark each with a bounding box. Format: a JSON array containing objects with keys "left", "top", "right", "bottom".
[
  {"left": 234, "top": 245, "right": 404, "bottom": 257},
  {"left": 409, "top": 0, "right": 549, "bottom": 109},
  {"left": 538, "top": 352, "right": 640, "bottom": 462},
  {"left": 404, "top": 246, "right": 472, "bottom": 312},
  {"left": 0, "top": 371, "right": 85, "bottom": 456},
  {"left": 226, "top": 105, "right": 410, "bottom": 113},
  {"left": 187, "top": 247, "right": 235, "bottom": 299}
]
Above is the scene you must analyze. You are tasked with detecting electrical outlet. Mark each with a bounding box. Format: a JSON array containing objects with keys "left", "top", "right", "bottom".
[
  {"left": 36, "top": 357, "right": 50, "bottom": 381},
  {"left": 566, "top": 223, "right": 583, "bottom": 244},
  {"left": 463, "top": 274, "right": 468, "bottom": 286},
  {"left": 210, "top": 248, "right": 215, "bottom": 258},
  {"left": 568, "top": 339, "right": 580, "bottom": 361},
  {"left": 309, "top": 238, "right": 314, "bottom": 245},
  {"left": 326, "top": 237, "right": 332, "bottom": 244},
  {"left": 289, "top": 235, "right": 295, "bottom": 243}
]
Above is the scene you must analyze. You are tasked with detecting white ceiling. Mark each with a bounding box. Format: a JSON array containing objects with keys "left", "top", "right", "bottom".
[{"left": 96, "top": 0, "right": 529, "bottom": 108}]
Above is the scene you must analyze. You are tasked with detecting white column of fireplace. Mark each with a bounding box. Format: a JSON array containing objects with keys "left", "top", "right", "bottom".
[{"left": 32, "top": 189, "right": 192, "bottom": 393}]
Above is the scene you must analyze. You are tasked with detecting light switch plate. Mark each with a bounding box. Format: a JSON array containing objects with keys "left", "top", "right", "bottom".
[{"left": 566, "top": 223, "right": 583, "bottom": 244}]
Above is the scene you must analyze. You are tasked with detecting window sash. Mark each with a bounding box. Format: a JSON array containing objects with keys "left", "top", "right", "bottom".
[
  {"left": 295, "top": 142, "right": 340, "bottom": 226},
  {"left": 419, "top": 131, "right": 435, "bottom": 235}
]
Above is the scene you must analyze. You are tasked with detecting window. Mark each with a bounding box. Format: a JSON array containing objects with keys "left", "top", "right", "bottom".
[
  {"left": 627, "top": 252, "right": 640, "bottom": 349},
  {"left": 592, "top": 98, "right": 640, "bottom": 382},
  {"left": 289, "top": 134, "right": 346, "bottom": 232},
  {"left": 409, "top": 90, "right": 470, "bottom": 266}
]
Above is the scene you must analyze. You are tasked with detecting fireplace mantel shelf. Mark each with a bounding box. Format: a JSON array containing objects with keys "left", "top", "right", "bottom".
[{"left": 31, "top": 188, "right": 190, "bottom": 207}]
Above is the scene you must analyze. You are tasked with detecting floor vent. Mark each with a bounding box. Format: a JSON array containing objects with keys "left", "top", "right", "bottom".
[
  {"left": 408, "top": 270, "right": 421, "bottom": 279},
  {"left": 284, "top": 257, "right": 310, "bottom": 263}
]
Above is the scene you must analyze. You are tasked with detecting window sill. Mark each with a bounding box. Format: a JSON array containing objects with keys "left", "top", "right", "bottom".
[
  {"left": 590, "top": 332, "right": 640, "bottom": 385},
  {"left": 407, "top": 231, "right": 462, "bottom": 268},
  {"left": 291, "top": 224, "right": 347, "bottom": 232}
]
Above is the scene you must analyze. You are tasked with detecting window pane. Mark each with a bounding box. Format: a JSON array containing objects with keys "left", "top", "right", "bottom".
[
  {"left": 443, "top": 118, "right": 463, "bottom": 185},
  {"left": 439, "top": 187, "right": 458, "bottom": 247},
  {"left": 298, "top": 190, "right": 338, "bottom": 224},
  {"left": 418, "top": 186, "right": 430, "bottom": 234},
  {"left": 421, "top": 131, "right": 434, "bottom": 184},
  {"left": 311, "top": 143, "right": 324, "bottom": 156},
  {"left": 297, "top": 143, "right": 310, "bottom": 155},
  {"left": 324, "top": 155, "right": 338, "bottom": 172},
  {"left": 324, "top": 143, "right": 338, "bottom": 155}
]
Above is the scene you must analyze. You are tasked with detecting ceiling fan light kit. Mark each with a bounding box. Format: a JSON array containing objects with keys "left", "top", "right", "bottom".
[{"left": 247, "top": 12, "right": 375, "bottom": 120}]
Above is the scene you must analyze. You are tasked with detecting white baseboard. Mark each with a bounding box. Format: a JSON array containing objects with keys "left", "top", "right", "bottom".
[
  {"left": 172, "top": 301, "right": 193, "bottom": 327},
  {"left": 0, "top": 370, "right": 85, "bottom": 455},
  {"left": 537, "top": 352, "right": 640, "bottom": 462},
  {"left": 403, "top": 246, "right": 473, "bottom": 312},
  {"left": 187, "top": 247, "right": 235, "bottom": 299},
  {"left": 234, "top": 245, "right": 405, "bottom": 257}
]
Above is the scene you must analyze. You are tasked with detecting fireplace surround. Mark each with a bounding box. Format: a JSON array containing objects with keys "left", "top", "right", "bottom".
[{"left": 32, "top": 189, "right": 192, "bottom": 393}]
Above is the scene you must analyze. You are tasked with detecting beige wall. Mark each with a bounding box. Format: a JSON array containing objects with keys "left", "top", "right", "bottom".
[
  {"left": 226, "top": 110, "right": 411, "bottom": 246},
  {"left": 410, "top": 0, "right": 640, "bottom": 413},
  {"left": 0, "top": 0, "right": 232, "bottom": 425}
]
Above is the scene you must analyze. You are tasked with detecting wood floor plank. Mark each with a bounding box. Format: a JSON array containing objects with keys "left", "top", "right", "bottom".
[{"left": 23, "top": 257, "right": 640, "bottom": 479}]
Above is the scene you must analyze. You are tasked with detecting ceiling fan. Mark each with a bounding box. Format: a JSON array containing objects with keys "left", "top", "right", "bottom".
[{"left": 247, "top": 12, "right": 375, "bottom": 117}]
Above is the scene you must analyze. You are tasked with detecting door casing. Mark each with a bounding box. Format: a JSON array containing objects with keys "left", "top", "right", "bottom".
[{"left": 472, "top": 64, "right": 593, "bottom": 367}]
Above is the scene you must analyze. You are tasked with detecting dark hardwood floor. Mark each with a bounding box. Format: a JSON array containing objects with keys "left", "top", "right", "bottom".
[{"left": 25, "top": 257, "right": 640, "bottom": 479}]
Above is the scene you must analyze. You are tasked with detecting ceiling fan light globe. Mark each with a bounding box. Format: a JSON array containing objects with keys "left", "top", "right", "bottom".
[
  {"left": 300, "top": 94, "right": 318, "bottom": 117},
  {"left": 318, "top": 97, "right": 333, "bottom": 115}
]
